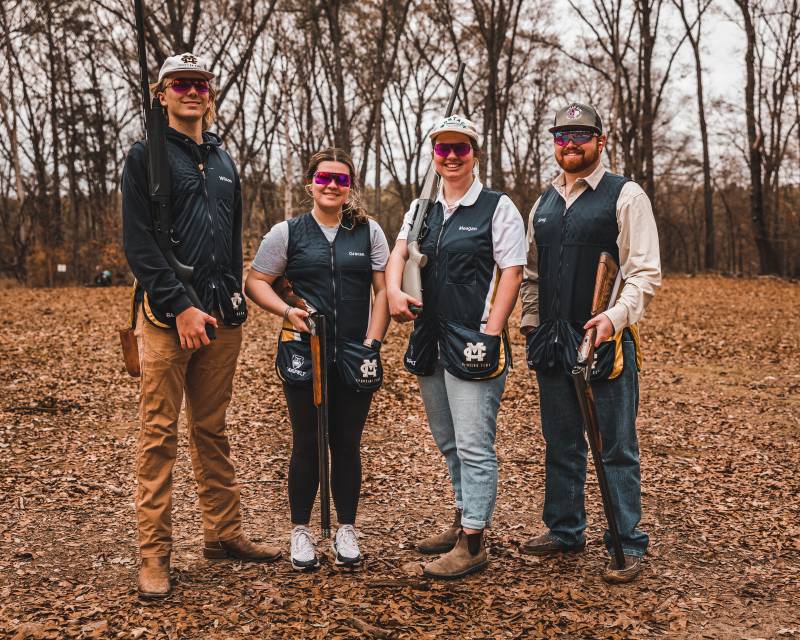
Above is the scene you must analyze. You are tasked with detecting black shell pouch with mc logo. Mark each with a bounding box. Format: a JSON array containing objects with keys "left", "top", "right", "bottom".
[
  {"left": 275, "top": 330, "right": 313, "bottom": 387},
  {"left": 336, "top": 339, "right": 383, "bottom": 392},
  {"left": 440, "top": 320, "right": 507, "bottom": 381}
]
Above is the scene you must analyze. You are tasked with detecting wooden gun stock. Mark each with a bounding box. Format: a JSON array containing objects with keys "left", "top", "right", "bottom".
[{"left": 576, "top": 252, "right": 620, "bottom": 368}]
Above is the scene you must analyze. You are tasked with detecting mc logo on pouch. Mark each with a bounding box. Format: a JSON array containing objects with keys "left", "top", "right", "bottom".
[
  {"left": 291, "top": 355, "right": 304, "bottom": 370},
  {"left": 463, "top": 342, "right": 486, "bottom": 362},
  {"left": 360, "top": 359, "right": 378, "bottom": 378}
]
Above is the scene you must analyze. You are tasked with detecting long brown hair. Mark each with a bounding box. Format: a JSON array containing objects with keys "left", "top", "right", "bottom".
[
  {"left": 149, "top": 79, "right": 217, "bottom": 131},
  {"left": 305, "top": 148, "right": 369, "bottom": 226}
]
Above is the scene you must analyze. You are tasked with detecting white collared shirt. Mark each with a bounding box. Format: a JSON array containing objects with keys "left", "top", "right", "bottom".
[
  {"left": 396, "top": 178, "right": 527, "bottom": 270},
  {"left": 520, "top": 164, "right": 662, "bottom": 333}
]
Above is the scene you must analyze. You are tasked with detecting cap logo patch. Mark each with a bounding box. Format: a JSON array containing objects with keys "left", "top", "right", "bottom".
[
  {"left": 439, "top": 115, "right": 469, "bottom": 129},
  {"left": 181, "top": 54, "right": 198, "bottom": 64},
  {"left": 566, "top": 105, "right": 582, "bottom": 119}
]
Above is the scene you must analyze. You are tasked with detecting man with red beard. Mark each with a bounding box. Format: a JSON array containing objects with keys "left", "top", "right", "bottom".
[{"left": 519, "top": 103, "right": 661, "bottom": 583}]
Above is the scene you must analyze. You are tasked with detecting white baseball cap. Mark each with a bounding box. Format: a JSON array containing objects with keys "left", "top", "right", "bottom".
[
  {"left": 158, "top": 52, "right": 214, "bottom": 82},
  {"left": 429, "top": 114, "right": 479, "bottom": 143}
]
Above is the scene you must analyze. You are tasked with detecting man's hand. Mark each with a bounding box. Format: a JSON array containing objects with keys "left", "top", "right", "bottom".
[
  {"left": 387, "top": 287, "right": 421, "bottom": 323},
  {"left": 583, "top": 312, "right": 615, "bottom": 346},
  {"left": 176, "top": 307, "right": 218, "bottom": 350}
]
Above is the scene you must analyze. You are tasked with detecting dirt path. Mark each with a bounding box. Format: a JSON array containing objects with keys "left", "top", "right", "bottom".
[{"left": 1, "top": 276, "right": 798, "bottom": 639}]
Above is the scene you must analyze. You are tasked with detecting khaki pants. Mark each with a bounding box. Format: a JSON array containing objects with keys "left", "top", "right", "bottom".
[{"left": 135, "top": 314, "right": 243, "bottom": 557}]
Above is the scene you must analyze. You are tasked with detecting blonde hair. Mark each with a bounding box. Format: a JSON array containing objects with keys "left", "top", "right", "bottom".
[
  {"left": 305, "top": 148, "right": 369, "bottom": 226},
  {"left": 149, "top": 78, "right": 217, "bottom": 131}
]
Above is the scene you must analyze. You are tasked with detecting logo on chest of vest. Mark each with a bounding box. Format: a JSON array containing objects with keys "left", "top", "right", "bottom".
[
  {"left": 219, "top": 175, "right": 233, "bottom": 183},
  {"left": 348, "top": 251, "right": 366, "bottom": 257},
  {"left": 463, "top": 342, "right": 487, "bottom": 363},
  {"left": 360, "top": 358, "right": 378, "bottom": 378},
  {"left": 458, "top": 225, "right": 478, "bottom": 232}
]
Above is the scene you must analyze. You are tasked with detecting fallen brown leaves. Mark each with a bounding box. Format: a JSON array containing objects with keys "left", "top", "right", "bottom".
[{"left": 0, "top": 276, "right": 798, "bottom": 639}]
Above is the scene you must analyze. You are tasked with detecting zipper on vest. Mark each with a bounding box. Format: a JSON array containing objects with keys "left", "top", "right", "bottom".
[
  {"left": 199, "top": 162, "right": 221, "bottom": 315},
  {"left": 329, "top": 240, "right": 337, "bottom": 360},
  {"left": 553, "top": 200, "right": 569, "bottom": 343}
]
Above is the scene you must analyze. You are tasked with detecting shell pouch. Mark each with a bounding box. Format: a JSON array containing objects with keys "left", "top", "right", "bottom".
[
  {"left": 440, "top": 320, "right": 507, "bottom": 381},
  {"left": 404, "top": 321, "right": 439, "bottom": 376},
  {"left": 526, "top": 319, "right": 621, "bottom": 381},
  {"left": 336, "top": 339, "right": 383, "bottom": 392},
  {"left": 275, "top": 329, "right": 313, "bottom": 387}
]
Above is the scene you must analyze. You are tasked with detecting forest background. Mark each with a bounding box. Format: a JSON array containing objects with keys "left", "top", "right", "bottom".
[{"left": 0, "top": 0, "right": 798, "bottom": 287}]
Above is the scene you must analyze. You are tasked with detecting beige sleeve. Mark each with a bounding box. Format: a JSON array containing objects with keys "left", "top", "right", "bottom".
[
  {"left": 604, "top": 182, "right": 662, "bottom": 332},
  {"left": 519, "top": 197, "right": 542, "bottom": 334}
]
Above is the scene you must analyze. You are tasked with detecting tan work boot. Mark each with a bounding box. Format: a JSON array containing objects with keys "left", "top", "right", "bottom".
[
  {"left": 422, "top": 530, "right": 488, "bottom": 579},
  {"left": 203, "top": 534, "right": 282, "bottom": 562},
  {"left": 416, "top": 509, "right": 462, "bottom": 554},
  {"left": 137, "top": 555, "right": 171, "bottom": 599}
]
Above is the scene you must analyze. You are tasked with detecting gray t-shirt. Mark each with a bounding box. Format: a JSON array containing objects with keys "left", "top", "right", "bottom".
[{"left": 251, "top": 215, "right": 390, "bottom": 276}]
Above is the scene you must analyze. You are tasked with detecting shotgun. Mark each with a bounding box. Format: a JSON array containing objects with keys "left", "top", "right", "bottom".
[
  {"left": 308, "top": 312, "right": 331, "bottom": 539},
  {"left": 133, "top": 0, "right": 215, "bottom": 340},
  {"left": 401, "top": 63, "right": 466, "bottom": 314},
  {"left": 571, "top": 252, "right": 626, "bottom": 570}
]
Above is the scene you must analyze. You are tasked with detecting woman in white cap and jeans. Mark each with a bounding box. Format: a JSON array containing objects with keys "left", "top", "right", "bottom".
[{"left": 385, "top": 115, "right": 526, "bottom": 579}]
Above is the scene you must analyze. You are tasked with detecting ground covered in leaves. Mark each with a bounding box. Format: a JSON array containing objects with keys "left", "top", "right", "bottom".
[{"left": 1, "top": 275, "right": 798, "bottom": 639}]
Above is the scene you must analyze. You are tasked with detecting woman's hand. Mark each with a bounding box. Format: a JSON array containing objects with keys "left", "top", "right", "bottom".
[
  {"left": 387, "top": 287, "right": 421, "bottom": 323},
  {"left": 285, "top": 306, "right": 311, "bottom": 332}
]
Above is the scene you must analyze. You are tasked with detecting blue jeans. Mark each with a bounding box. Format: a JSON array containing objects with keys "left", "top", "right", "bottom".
[
  {"left": 418, "top": 362, "right": 507, "bottom": 530},
  {"left": 536, "top": 338, "right": 648, "bottom": 557}
]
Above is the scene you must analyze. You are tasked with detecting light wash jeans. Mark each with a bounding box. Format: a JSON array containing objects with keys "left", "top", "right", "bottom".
[
  {"left": 418, "top": 361, "right": 508, "bottom": 530},
  {"left": 536, "top": 337, "right": 649, "bottom": 557}
]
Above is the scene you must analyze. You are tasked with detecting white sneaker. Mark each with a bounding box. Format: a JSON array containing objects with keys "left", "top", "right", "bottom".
[
  {"left": 290, "top": 526, "right": 319, "bottom": 571},
  {"left": 332, "top": 525, "right": 362, "bottom": 566}
]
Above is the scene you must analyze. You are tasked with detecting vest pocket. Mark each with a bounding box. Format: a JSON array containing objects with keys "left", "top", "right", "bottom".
[
  {"left": 336, "top": 339, "right": 383, "bottom": 392},
  {"left": 446, "top": 252, "right": 477, "bottom": 285},
  {"left": 440, "top": 320, "right": 504, "bottom": 381},
  {"left": 275, "top": 331, "right": 313, "bottom": 386},
  {"left": 339, "top": 267, "right": 371, "bottom": 301},
  {"left": 404, "top": 321, "right": 438, "bottom": 376}
]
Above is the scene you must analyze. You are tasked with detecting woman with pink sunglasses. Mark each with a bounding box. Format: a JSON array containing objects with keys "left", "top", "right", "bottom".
[{"left": 245, "top": 148, "right": 390, "bottom": 571}]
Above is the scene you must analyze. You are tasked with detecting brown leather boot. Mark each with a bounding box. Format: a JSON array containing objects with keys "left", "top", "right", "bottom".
[
  {"left": 520, "top": 532, "right": 585, "bottom": 557},
  {"left": 602, "top": 554, "right": 643, "bottom": 584},
  {"left": 203, "top": 534, "right": 282, "bottom": 562},
  {"left": 422, "top": 530, "right": 488, "bottom": 579},
  {"left": 416, "top": 509, "right": 462, "bottom": 554},
  {"left": 137, "top": 555, "right": 171, "bottom": 599}
]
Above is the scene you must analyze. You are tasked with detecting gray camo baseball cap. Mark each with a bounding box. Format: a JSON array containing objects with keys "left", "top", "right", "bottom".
[{"left": 548, "top": 102, "right": 603, "bottom": 134}]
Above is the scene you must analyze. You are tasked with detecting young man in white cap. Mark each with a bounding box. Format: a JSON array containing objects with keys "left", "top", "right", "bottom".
[
  {"left": 122, "top": 52, "right": 280, "bottom": 599},
  {"left": 386, "top": 115, "right": 527, "bottom": 579},
  {"left": 519, "top": 102, "right": 661, "bottom": 583}
]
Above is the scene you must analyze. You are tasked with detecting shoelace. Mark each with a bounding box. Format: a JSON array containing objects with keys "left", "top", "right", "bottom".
[
  {"left": 337, "top": 525, "right": 359, "bottom": 550},
  {"left": 292, "top": 527, "right": 317, "bottom": 553}
]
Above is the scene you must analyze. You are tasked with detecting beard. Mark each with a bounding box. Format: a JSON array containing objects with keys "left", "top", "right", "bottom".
[{"left": 556, "top": 143, "right": 601, "bottom": 173}]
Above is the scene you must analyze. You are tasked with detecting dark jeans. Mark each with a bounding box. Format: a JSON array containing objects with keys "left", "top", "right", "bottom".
[
  {"left": 283, "top": 367, "right": 373, "bottom": 526},
  {"left": 536, "top": 337, "right": 649, "bottom": 557}
]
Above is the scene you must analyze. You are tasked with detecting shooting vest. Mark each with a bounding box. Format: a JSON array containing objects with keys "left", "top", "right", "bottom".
[
  {"left": 526, "top": 171, "right": 641, "bottom": 379},
  {"left": 404, "top": 187, "right": 510, "bottom": 381},
  {"left": 275, "top": 213, "right": 382, "bottom": 392}
]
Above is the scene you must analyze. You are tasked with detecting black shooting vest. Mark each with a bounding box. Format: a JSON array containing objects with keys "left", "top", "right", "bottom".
[
  {"left": 276, "top": 213, "right": 382, "bottom": 391},
  {"left": 526, "top": 171, "right": 629, "bottom": 377},
  {"left": 404, "top": 187, "right": 510, "bottom": 381}
]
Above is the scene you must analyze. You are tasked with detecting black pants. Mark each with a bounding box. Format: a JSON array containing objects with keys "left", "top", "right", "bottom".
[{"left": 283, "top": 367, "right": 373, "bottom": 525}]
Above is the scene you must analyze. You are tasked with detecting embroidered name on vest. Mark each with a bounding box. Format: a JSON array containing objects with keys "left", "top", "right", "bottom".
[{"left": 458, "top": 225, "right": 478, "bottom": 232}]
